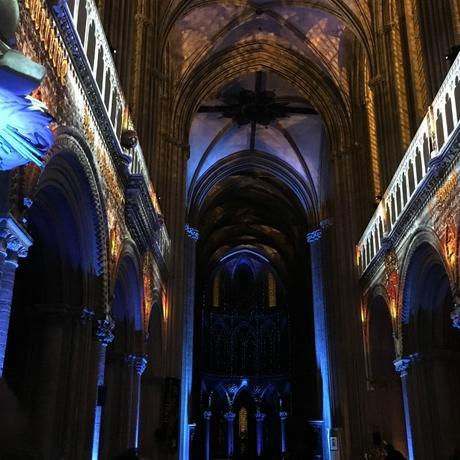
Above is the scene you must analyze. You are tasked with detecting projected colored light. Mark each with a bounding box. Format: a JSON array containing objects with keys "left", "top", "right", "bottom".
[{"left": 0, "top": 88, "right": 53, "bottom": 170}]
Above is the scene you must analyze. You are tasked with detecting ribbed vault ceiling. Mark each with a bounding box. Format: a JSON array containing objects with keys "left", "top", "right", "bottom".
[{"left": 175, "top": 1, "right": 364, "bottom": 275}]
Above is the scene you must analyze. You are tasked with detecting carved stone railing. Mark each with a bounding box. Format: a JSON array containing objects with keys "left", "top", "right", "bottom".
[
  {"left": 357, "top": 52, "right": 460, "bottom": 275},
  {"left": 51, "top": 0, "right": 170, "bottom": 264}
]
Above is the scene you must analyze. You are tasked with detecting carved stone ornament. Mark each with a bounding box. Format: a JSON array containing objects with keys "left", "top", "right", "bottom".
[
  {"left": 95, "top": 314, "right": 115, "bottom": 346},
  {"left": 127, "top": 354, "right": 148, "bottom": 375},
  {"left": 444, "top": 217, "right": 457, "bottom": 267},
  {"left": 185, "top": 224, "right": 199, "bottom": 241},
  {"left": 224, "top": 411, "right": 236, "bottom": 422},
  {"left": 255, "top": 411, "right": 266, "bottom": 422},
  {"left": 393, "top": 357, "right": 411, "bottom": 376},
  {"left": 384, "top": 249, "right": 398, "bottom": 279},
  {"left": 279, "top": 411, "right": 288, "bottom": 421},
  {"left": 306, "top": 228, "right": 322, "bottom": 244},
  {"left": 0, "top": 215, "right": 32, "bottom": 257}
]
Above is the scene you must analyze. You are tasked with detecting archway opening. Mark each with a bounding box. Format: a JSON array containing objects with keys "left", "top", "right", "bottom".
[
  {"left": 402, "top": 242, "right": 460, "bottom": 460},
  {"left": 100, "top": 252, "right": 143, "bottom": 459},
  {"left": 3, "top": 151, "right": 103, "bottom": 459}
]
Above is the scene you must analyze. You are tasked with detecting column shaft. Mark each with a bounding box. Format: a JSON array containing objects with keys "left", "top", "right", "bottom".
[
  {"left": 203, "top": 411, "right": 212, "bottom": 460},
  {"left": 255, "top": 412, "right": 266, "bottom": 457},
  {"left": 0, "top": 251, "right": 18, "bottom": 376},
  {"left": 224, "top": 411, "right": 236, "bottom": 458},
  {"left": 179, "top": 226, "right": 199, "bottom": 460},
  {"left": 279, "top": 412, "right": 288, "bottom": 454},
  {"left": 307, "top": 229, "right": 333, "bottom": 437},
  {"left": 91, "top": 314, "right": 115, "bottom": 460}
]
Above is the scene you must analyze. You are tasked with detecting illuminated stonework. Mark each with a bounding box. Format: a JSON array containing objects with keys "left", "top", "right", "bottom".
[{"left": 0, "top": 88, "right": 53, "bottom": 169}]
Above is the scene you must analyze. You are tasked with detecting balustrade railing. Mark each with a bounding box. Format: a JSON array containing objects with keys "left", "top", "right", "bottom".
[{"left": 357, "top": 52, "right": 460, "bottom": 274}]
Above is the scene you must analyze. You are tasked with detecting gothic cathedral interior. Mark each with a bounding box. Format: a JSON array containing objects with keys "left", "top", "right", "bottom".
[{"left": 0, "top": 1, "right": 460, "bottom": 460}]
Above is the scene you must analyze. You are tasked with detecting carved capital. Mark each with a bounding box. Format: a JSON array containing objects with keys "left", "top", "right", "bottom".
[
  {"left": 127, "top": 353, "right": 148, "bottom": 375},
  {"left": 306, "top": 228, "right": 322, "bottom": 244},
  {"left": 185, "top": 224, "right": 199, "bottom": 241},
  {"left": 255, "top": 411, "right": 266, "bottom": 422},
  {"left": 224, "top": 411, "right": 236, "bottom": 422},
  {"left": 189, "top": 423, "right": 197, "bottom": 440},
  {"left": 0, "top": 215, "right": 32, "bottom": 258},
  {"left": 279, "top": 411, "right": 288, "bottom": 421},
  {"left": 393, "top": 357, "right": 411, "bottom": 377},
  {"left": 95, "top": 314, "right": 115, "bottom": 346},
  {"left": 203, "top": 410, "right": 212, "bottom": 421}
]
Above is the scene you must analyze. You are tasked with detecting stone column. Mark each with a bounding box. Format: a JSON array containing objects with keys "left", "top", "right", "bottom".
[
  {"left": 189, "top": 423, "right": 196, "bottom": 460},
  {"left": 306, "top": 224, "right": 334, "bottom": 448},
  {"left": 394, "top": 358, "right": 414, "bottom": 460},
  {"left": 224, "top": 411, "right": 236, "bottom": 458},
  {"left": 91, "top": 314, "right": 115, "bottom": 460},
  {"left": 0, "top": 217, "right": 31, "bottom": 376},
  {"left": 255, "top": 411, "right": 266, "bottom": 457},
  {"left": 203, "top": 410, "right": 212, "bottom": 460},
  {"left": 179, "top": 224, "right": 199, "bottom": 460},
  {"left": 279, "top": 411, "right": 288, "bottom": 454},
  {"left": 127, "top": 353, "right": 147, "bottom": 448}
]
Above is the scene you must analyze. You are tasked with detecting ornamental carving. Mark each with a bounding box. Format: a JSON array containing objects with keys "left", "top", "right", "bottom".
[
  {"left": 444, "top": 217, "right": 457, "bottom": 268},
  {"left": 430, "top": 170, "right": 459, "bottom": 234},
  {"left": 127, "top": 354, "right": 148, "bottom": 375},
  {"left": 95, "top": 314, "right": 115, "bottom": 346},
  {"left": 98, "top": 145, "right": 124, "bottom": 207},
  {"left": 185, "top": 224, "right": 199, "bottom": 241},
  {"left": 384, "top": 251, "right": 399, "bottom": 315},
  {"left": 393, "top": 357, "right": 411, "bottom": 376},
  {"left": 143, "top": 251, "right": 154, "bottom": 332},
  {"left": 109, "top": 225, "right": 119, "bottom": 264},
  {"left": 0, "top": 217, "right": 32, "bottom": 258},
  {"left": 24, "top": 0, "right": 69, "bottom": 85},
  {"left": 306, "top": 228, "right": 322, "bottom": 244},
  {"left": 82, "top": 106, "right": 95, "bottom": 147}
]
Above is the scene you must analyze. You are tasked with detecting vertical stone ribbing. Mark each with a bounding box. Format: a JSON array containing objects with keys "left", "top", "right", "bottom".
[
  {"left": 307, "top": 227, "right": 333, "bottom": 459},
  {"left": 0, "top": 251, "right": 17, "bottom": 377},
  {"left": 179, "top": 226, "right": 199, "bottom": 460},
  {"left": 0, "top": 218, "right": 31, "bottom": 377}
]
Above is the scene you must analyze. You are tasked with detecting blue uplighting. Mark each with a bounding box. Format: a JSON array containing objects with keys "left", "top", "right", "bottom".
[{"left": 0, "top": 87, "right": 53, "bottom": 170}]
